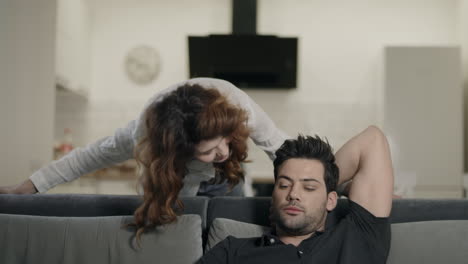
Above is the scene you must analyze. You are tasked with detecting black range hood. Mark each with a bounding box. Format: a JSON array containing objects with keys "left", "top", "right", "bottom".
[{"left": 188, "top": 0, "right": 298, "bottom": 88}]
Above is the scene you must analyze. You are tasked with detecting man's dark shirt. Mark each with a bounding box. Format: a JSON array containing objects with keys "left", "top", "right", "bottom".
[{"left": 198, "top": 200, "right": 390, "bottom": 263}]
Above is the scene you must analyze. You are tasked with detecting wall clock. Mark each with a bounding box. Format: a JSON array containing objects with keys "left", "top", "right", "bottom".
[{"left": 124, "top": 45, "right": 161, "bottom": 85}]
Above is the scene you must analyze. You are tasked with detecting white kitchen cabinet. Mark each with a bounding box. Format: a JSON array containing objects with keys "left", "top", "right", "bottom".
[
  {"left": 55, "top": 0, "right": 91, "bottom": 98},
  {"left": 384, "top": 46, "right": 463, "bottom": 198},
  {"left": 0, "top": 0, "right": 56, "bottom": 183}
]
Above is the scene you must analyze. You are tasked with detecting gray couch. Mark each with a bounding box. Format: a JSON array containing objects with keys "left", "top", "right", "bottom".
[{"left": 1, "top": 194, "right": 468, "bottom": 263}]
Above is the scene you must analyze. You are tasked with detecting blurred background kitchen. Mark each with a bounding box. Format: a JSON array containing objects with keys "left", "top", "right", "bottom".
[{"left": 1, "top": 0, "right": 468, "bottom": 198}]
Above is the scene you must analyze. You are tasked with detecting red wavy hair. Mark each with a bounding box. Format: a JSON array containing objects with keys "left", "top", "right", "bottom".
[{"left": 131, "top": 84, "right": 250, "bottom": 241}]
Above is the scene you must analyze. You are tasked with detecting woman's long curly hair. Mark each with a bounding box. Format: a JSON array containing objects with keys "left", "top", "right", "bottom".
[{"left": 131, "top": 84, "right": 250, "bottom": 241}]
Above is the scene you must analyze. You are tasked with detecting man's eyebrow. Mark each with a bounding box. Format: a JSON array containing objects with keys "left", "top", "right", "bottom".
[
  {"left": 277, "top": 176, "right": 322, "bottom": 184},
  {"left": 301, "top": 178, "right": 321, "bottom": 184},
  {"left": 277, "top": 175, "right": 293, "bottom": 182}
]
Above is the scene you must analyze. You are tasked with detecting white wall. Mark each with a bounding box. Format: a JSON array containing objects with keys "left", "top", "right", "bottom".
[
  {"left": 251, "top": 0, "right": 458, "bottom": 179},
  {"left": 89, "top": 0, "right": 231, "bottom": 102},
  {"left": 56, "top": 0, "right": 461, "bottom": 194},
  {"left": 0, "top": 0, "right": 56, "bottom": 184}
]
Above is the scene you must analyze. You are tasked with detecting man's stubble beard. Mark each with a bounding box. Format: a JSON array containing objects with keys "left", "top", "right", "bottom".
[{"left": 272, "top": 200, "right": 328, "bottom": 236}]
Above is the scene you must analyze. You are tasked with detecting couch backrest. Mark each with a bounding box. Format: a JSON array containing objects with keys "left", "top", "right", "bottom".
[
  {"left": 4, "top": 195, "right": 467, "bottom": 235},
  {"left": 390, "top": 198, "right": 468, "bottom": 223},
  {"left": 206, "top": 197, "right": 468, "bottom": 228},
  {"left": 0, "top": 213, "right": 203, "bottom": 264},
  {"left": 0, "top": 194, "right": 210, "bottom": 229},
  {"left": 2, "top": 194, "right": 468, "bottom": 263},
  {"left": 3, "top": 195, "right": 468, "bottom": 231}
]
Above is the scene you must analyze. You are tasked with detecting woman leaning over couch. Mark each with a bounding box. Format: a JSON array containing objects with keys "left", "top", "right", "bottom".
[{"left": 0, "top": 78, "right": 290, "bottom": 239}]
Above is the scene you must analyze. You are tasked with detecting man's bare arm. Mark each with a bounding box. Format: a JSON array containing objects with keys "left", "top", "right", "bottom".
[{"left": 334, "top": 126, "right": 394, "bottom": 217}]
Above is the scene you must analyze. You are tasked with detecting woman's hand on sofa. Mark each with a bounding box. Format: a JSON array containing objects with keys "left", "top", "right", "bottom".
[{"left": 0, "top": 179, "right": 38, "bottom": 194}]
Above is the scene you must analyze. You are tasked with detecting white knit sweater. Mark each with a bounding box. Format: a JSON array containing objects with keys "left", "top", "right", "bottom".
[{"left": 30, "top": 78, "right": 290, "bottom": 195}]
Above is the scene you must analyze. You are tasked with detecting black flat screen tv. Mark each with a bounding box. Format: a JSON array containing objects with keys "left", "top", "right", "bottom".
[{"left": 188, "top": 34, "right": 297, "bottom": 88}]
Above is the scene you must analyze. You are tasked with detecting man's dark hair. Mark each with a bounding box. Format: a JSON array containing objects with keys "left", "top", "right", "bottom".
[{"left": 273, "top": 135, "right": 339, "bottom": 193}]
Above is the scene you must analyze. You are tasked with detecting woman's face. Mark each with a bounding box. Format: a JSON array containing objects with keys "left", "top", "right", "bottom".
[{"left": 194, "top": 136, "right": 231, "bottom": 163}]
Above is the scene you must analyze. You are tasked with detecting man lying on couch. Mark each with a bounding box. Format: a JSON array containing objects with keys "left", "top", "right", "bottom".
[{"left": 198, "top": 126, "right": 394, "bottom": 263}]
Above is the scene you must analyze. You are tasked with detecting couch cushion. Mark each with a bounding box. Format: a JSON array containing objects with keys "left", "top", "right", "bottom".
[
  {"left": 206, "top": 218, "right": 270, "bottom": 250},
  {"left": 387, "top": 220, "right": 468, "bottom": 264},
  {"left": 206, "top": 218, "right": 468, "bottom": 264},
  {"left": 207, "top": 197, "right": 272, "bottom": 228},
  {"left": 0, "top": 213, "right": 202, "bottom": 264}
]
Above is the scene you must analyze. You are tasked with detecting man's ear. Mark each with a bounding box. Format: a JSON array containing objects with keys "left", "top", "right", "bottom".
[{"left": 326, "top": 191, "right": 338, "bottom": 211}]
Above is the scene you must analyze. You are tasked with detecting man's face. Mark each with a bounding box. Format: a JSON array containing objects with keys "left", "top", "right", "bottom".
[{"left": 271, "top": 158, "right": 337, "bottom": 236}]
